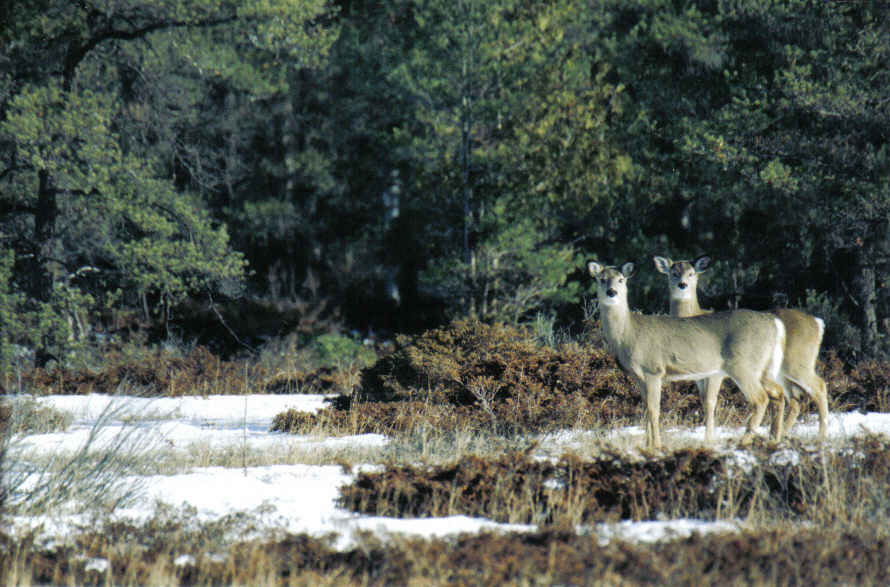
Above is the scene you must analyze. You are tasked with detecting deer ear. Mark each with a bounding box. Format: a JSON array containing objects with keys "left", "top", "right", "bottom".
[
  {"left": 587, "top": 261, "right": 604, "bottom": 277},
  {"left": 653, "top": 256, "right": 672, "bottom": 274},
  {"left": 693, "top": 255, "right": 711, "bottom": 273},
  {"left": 621, "top": 262, "right": 636, "bottom": 278}
]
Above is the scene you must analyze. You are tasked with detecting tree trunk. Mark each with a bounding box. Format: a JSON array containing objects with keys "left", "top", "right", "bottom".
[
  {"left": 853, "top": 249, "right": 879, "bottom": 357},
  {"left": 31, "top": 170, "right": 60, "bottom": 366},
  {"left": 33, "top": 170, "right": 59, "bottom": 297}
]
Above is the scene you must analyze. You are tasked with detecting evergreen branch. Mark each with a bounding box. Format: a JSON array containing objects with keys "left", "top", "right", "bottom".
[
  {"left": 63, "top": 11, "right": 241, "bottom": 86},
  {"left": 0, "top": 198, "right": 36, "bottom": 216},
  {"left": 0, "top": 165, "right": 27, "bottom": 183}
]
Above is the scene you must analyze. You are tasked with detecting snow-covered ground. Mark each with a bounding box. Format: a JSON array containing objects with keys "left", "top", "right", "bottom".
[{"left": 6, "top": 393, "right": 890, "bottom": 550}]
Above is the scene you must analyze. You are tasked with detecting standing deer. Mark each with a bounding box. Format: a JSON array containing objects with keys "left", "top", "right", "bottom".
[
  {"left": 654, "top": 256, "right": 828, "bottom": 441},
  {"left": 652, "top": 255, "right": 721, "bottom": 441},
  {"left": 588, "top": 261, "right": 787, "bottom": 450}
]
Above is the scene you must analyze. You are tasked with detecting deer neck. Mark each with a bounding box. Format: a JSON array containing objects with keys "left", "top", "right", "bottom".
[
  {"left": 670, "top": 296, "right": 705, "bottom": 318},
  {"left": 599, "top": 302, "right": 633, "bottom": 350}
]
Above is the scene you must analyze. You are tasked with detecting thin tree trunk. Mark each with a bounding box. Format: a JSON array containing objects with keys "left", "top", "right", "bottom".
[
  {"left": 853, "top": 250, "right": 879, "bottom": 356},
  {"left": 32, "top": 169, "right": 60, "bottom": 366},
  {"left": 34, "top": 170, "right": 58, "bottom": 295}
]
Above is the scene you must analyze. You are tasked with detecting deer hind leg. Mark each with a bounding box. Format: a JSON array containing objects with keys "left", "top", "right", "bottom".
[
  {"left": 783, "top": 373, "right": 829, "bottom": 441},
  {"left": 769, "top": 388, "right": 786, "bottom": 443},
  {"left": 780, "top": 375, "right": 807, "bottom": 437},
  {"left": 735, "top": 372, "right": 771, "bottom": 447},
  {"left": 783, "top": 394, "right": 801, "bottom": 438},
  {"left": 739, "top": 390, "right": 769, "bottom": 447},
  {"left": 798, "top": 373, "right": 829, "bottom": 440},
  {"left": 762, "top": 374, "right": 787, "bottom": 443}
]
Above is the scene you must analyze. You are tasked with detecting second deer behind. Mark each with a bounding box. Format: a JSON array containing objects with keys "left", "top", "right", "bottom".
[{"left": 654, "top": 255, "right": 829, "bottom": 442}]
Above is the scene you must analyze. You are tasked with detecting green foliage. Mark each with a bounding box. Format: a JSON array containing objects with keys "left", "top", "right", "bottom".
[
  {"left": 3, "top": 0, "right": 890, "bottom": 359},
  {"left": 0, "top": 0, "right": 336, "bottom": 364},
  {"left": 1, "top": 81, "right": 248, "bottom": 351},
  {"left": 2, "top": 84, "right": 117, "bottom": 188},
  {"left": 0, "top": 248, "right": 100, "bottom": 371},
  {"left": 111, "top": 179, "right": 247, "bottom": 304},
  {"left": 388, "top": 0, "right": 631, "bottom": 319},
  {"left": 422, "top": 219, "right": 581, "bottom": 322},
  {"left": 0, "top": 251, "right": 25, "bottom": 369},
  {"left": 582, "top": 0, "right": 890, "bottom": 356},
  {"left": 310, "top": 333, "right": 377, "bottom": 370}
]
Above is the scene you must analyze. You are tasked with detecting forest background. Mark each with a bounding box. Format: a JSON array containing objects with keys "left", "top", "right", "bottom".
[{"left": 2, "top": 0, "right": 889, "bottom": 376}]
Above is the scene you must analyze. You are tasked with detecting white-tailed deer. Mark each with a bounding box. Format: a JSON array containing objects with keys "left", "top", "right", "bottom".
[
  {"left": 588, "top": 261, "right": 787, "bottom": 450},
  {"left": 654, "top": 256, "right": 828, "bottom": 441}
]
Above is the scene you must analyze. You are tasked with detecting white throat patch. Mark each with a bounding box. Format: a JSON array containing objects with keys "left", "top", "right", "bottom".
[{"left": 671, "top": 288, "right": 692, "bottom": 300}]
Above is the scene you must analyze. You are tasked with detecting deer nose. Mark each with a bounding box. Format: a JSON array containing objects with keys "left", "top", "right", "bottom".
[
  {"left": 606, "top": 288, "right": 617, "bottom": 297},
  {"left": 678, "top": 282, "right": 687, "bottom": 290}
]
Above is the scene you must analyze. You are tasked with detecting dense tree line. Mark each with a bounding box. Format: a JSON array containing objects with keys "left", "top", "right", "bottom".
[{"left": 1, "top": 0, "right": 888, "bottom": 368}]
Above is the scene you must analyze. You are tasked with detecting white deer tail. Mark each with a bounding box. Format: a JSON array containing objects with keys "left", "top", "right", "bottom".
[
  {"left": 766, "top": 317, "right": 789, "bottom": 401},
  {"left": 814, "top": 316, "right": 825, "bottom": 342}
]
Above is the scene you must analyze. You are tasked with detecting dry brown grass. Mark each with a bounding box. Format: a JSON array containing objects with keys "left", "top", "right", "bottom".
[
  {"left": 22, "top": 345, "right": 258, "bottom": 396},
  {"left": 5, "top": 516, "right": 890, "bottom": 586},
  {"left": 20, "top": 344, "right": 366, "bottom": 398},
  {"left": 339, "top": 449, "right": 725, "bottom": 525},
  {"left": 1, "top": 396, "right": 72, "bottom": 435},
  {"left": 334, "top": 434, "right": 890, "bottom": 531}
]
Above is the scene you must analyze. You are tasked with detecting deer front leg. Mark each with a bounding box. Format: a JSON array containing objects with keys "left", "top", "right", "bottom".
[
  {"left": 643, "top": 375, "right": 663, "bottom": 450},
  {"left": 701, "top": 375, "right": 722, "bottom": 445},
  {"left": 815, "top": 377, "right": 829, "bottom": 440}
]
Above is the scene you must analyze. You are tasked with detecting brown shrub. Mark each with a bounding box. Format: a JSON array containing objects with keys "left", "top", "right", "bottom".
[
  {"left": 727, "top": 435, "right": 890, "bottom": 525},
  {"left": 338, "top": 437, "right": 890, "bottom": 528},
  {"left": 23, "top": 346, "right": 349, "bottom": 398},
  {"left": 338, "top": 449, "right": 725, "bottom": 525},
  {"left": 24, "top": 344, "right": 370, "bottom": 398},
  {"left": 7, "top": 512, "right": 890, "bottom": 585},
  {"left": 316, "top": 318, "right": 787, "bottom": 439},
  {"left": 403, "top": 526, "right": 890, "bottom": 586},
  {"left": 271, "top": 401, "right": 486, "bottom": 436},
  {"left": 837, "top": 359, "right": 890, "bottom": 412},
  {"left": 263, "top": 367, "right": 342, "bottom": 395},
  {"left": 23, "top": 346, "right": 263, "bottom": 396},
  {"left": 271, "top": 318, "right": 799, "bottom": 438},
  {"left": 351, "top": 319, "right": 645, "bottom": 434}
]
